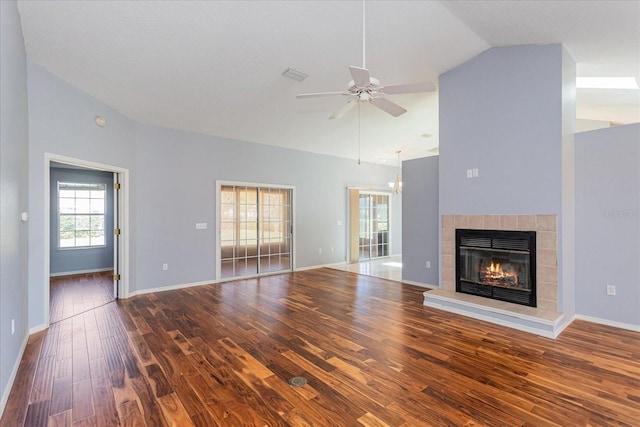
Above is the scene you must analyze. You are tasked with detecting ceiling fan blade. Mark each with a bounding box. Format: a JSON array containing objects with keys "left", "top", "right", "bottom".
[
  {"left": 296, "top": 91, "right": 348, "bottom": 99},
  {"left": 329, "top": 99, "right": 358, "bottom": 120},
  {"left": 382, "top": 81, "right": 436, "bottom": 95},
  {"left": 349, "top": 66, "right": 371, "bottom": 87},
  {"left": 369, "top": 96, "right": 407, "bottom": 117}
]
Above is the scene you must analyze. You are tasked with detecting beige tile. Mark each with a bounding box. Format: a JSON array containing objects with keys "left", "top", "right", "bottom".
[
  {"left": 441, "top": 215, "right": 454, "bottom": 228},
  {"left": 454, "top": 215, "right": 470, "bottom": 228},
  {"left": 517, "top": 215, "right": 536, "bottom": 231},
  {"left": 442, "top": 280, "right": 454, "bottom": 291},
  {"left": 537, "top": 231, "right": 557, "bottom": 249},
  {"left": 537, "top": 282, "right": 558, "bottom": 301},
  {"left": 468, "top": 216, "right": 484, "bottom": 229},
  {"left": 536, "top": 298, "right": 556, "bottom": 312},
  {"left": 537, "top": 249, "right": 557, "bottom": 267},
  {"left": 483, "top": 215, "right": 499, "bottom": 229},
  {"left": 442, "top": 268, "right": 454, "bottom": 283},
  {"left": 499, "top": 215, "right": 517, "bottom": 230},
  {"left": 442, "top": 227, "right": 455, "bottom": 242},
  {"left": 442, "top": 255, "right": 454, "bottom": 269},
  {"left": 536, "top": 215, "right": 557, "bottom": 231},
  {"left": 442, "top": 242, "right": 454, "bottom": 255},
  {"left": 538, "top": 265, "right": 558, "bottom": 283}
]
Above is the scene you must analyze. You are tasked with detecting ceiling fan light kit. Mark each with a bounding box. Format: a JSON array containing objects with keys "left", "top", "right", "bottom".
[{"left": 296, "top": 1, "right": 436, "bottom": 120}]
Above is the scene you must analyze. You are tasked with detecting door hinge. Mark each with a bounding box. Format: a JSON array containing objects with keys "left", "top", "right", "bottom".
[
  {"left": 114, "top": 228, "right": 121, "bottom": 235},
  {"left": 114, "top": 182, "right": 121, "bottom": 190},
  {"left": 113, "top": 274, "right": 121, "bottom": 281}
]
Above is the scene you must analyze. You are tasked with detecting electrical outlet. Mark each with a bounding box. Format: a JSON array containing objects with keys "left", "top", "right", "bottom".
[
  {"left": 466, "top": 169, "right": 473, "bottom": 178},
  {"left": 426, "top": 261, "right": 431, "bottom": 268},
  {"left": 331, "top": 247, "right": 334, "bottom": 253},
  {"left": 606, "top": 285, "right": 616, "bottom": 296},
  {"left": 11, "top": 319, "right": 15, "bottom": 335},
  {"left": 319, "top": 248, "right": 322, "bottom": 254},
  {"left": 162, "top": 263, "right": 168, "bottom": 271},
  {"left": 472, "top": 168, "right": 479, "bottom": 177}
]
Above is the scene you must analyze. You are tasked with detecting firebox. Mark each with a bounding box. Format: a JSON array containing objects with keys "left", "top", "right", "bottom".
[{"left": 456, "top": 229, "right": 536, "bottom": 307}]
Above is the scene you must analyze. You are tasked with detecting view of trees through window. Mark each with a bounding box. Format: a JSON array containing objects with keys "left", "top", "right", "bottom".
[{"left": 58, "top": 182, "right": 106, "bottom": 248}]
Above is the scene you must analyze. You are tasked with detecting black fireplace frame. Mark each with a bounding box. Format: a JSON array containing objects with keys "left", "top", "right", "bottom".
[{"left": 455, "top": 229, "right": 537, "bottom": 307}]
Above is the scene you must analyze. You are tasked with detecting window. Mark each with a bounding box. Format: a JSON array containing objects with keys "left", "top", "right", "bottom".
[
  {"left": 58, "top": 182, "right": 106, "bottom": 248},
  {"left": 219, "top": 185, "right": 292, "bottom": 279}
]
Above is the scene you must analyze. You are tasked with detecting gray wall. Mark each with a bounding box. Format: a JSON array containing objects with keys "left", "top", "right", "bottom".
[
  {"left": 438, "top": 44, "right": 574, "bottom": 315},
  {"left": 439, "top": 44, "right": 565, "bottom": 215},
  {"left": 134, "top": 124, "right": 401, "bottom": 292},
  {"left": 575, "top": 124, "right": 640, "bottom": 326},
  {"left": 0, "top": 0, "right": 30, "bottom": 414},
  {"left": 27, "top": 61, "right": 138, "bottom": 329},
  {"left": 49, "top": 167, "right": 114, "bottom": 275},
  {"left": 402, "top": 156, "right": 439, "bottom": 286},
  {"left": 26, "top": 61, "right": 401, "bottom": 325}
]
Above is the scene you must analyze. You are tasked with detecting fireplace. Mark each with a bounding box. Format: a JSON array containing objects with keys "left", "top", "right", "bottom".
[{"left": 456, "top": 229, "right": 536, "bottom": 307}]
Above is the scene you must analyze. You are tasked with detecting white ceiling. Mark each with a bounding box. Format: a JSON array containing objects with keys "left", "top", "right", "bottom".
[{"left": 17, "top": 1, "right": 640, "bottom": 164}]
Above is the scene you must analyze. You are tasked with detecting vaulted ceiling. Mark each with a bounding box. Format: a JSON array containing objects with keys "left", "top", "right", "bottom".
[{"left": 17, "top": 1, "right": 640, "bottom": 164}]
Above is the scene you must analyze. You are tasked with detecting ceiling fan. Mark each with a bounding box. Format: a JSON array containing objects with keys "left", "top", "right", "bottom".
[{"left": 296, "top": 1, "right": 436, "bottom": 119}]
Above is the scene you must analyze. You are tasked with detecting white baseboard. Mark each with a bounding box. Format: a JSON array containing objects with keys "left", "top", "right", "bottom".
[
  {"left": 29, "top": 323, "right": 48, "bottom": 334},
  {"left": 0, "top": 332, "right": 30, "bottom": 419},
  {"left": 401, "top": 279, "right": 438, "bottom": 289},
  {"left": 50, "top": 267, "right": 113, "bottom": 277},
  {"left": 295, "top": 261, "right": 346, "bottom": 271},
  {"left": 553, "top": 314, "right": 576, "bottom": 338},
  {"left": 575, "top": 314, "right": 640, "bottom": 332},
  {"left": 127, "top": 279, "right": 215, "bottom": 298}
]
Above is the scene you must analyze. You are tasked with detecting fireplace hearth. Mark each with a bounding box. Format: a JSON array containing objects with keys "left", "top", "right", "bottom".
[{"left": 456, "top": 229, "right": 536, "bottom": 307}]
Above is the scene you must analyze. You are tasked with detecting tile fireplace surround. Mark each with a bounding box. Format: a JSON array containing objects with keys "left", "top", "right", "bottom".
[{"left": 424, "top": 214, "right": 566, "bottom": 338}]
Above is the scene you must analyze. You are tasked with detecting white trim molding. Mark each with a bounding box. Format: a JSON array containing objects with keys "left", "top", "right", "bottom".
[
  {"left": 0, "top": 333, "right": 30, "bottom": 418},
  {"left": 575, "top": 314, "right": 640, "bottom": 333}
]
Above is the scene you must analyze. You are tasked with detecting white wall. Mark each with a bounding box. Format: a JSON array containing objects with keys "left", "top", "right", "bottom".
[
  {"left": 575, "top": 123, "right": 640, "bottom": 327},
  {"left": 0, "top": 0, "right": 30, "bottom": 414}
]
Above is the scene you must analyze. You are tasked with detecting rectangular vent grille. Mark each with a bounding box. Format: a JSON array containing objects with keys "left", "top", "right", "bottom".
[
  {"left": 493, "top": 238, "right": 529, "bottom": 251},
  {"left": 493, "top": 288, "right": 532, "bottom": 305},
  {"left": 460, "top": 237, "right": 491, "bottom": 248}
]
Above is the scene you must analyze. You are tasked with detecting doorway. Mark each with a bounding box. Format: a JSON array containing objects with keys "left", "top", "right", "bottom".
[
  {"left": 217, "top": 183, "right": 293, "bottom": 280},
  {"left": 348, "top": 189, "right": 392, "bottom": 264},
  {"left": 44, "top": 154, "right": 128, "bottom": 327},
  {"left": 358, "top": 192, "right": 390, "bottom": 260}
]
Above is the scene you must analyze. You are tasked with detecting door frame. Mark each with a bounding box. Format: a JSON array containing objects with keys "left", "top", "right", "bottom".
[
  {"left": 43, "top": 153, "right": 130, "bottom": 326},
  {"left": 215, "top": 180, "right": 296, "bottom": 282},
  {"left": 347, "top": 187, "right": 393, "bottom": 263}
]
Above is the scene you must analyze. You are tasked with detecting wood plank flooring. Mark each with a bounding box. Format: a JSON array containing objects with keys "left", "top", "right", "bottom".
[
  {"left": 2, "top": 268, "right": 639, "bottom": 426},
  {"left": 50, "top": 272, "right": 114, "bottom": 324}
]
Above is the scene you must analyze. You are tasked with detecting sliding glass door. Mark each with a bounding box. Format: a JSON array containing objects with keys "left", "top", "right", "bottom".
[
  {"left": 358, "top": 192, "right": 390, "bottom": 260},
  {"left": 219, "top": 184, "right": 292, "bottom": 279}
]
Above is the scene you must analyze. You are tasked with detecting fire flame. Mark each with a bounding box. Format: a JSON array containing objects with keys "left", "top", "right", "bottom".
[
  {"left": 485, "top": 261, "right": 518, "bottom": 285},
  {"left": 489, "top": 261, "right": 501, "bottom": 273}
]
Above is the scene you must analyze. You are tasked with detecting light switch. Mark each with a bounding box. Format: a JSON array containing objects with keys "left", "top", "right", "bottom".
[
  {"left": 195, "top": 223, "right": 207, "bottom": 229},
  {"left": 466, "top": 169, "right": 473, "bottom": 178}
]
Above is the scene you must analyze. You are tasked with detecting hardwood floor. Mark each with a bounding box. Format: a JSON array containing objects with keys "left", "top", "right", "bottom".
[
  {"left": 50, "top": 272, "right": 115, "bottom": 324},
  {"left": 2, "top": 268, "right": 639, "bottom": 426}
]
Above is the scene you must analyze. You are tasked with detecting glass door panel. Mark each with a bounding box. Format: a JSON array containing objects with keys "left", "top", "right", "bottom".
[
  {"left": 359, "top": 194, "right": 371, "bottom": 260},
  {"left": 358, "top": 192, "right": 390, "bottom": 260},
  {"left": 220, "top": 184, "right": 292, "bottom": 279}
]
